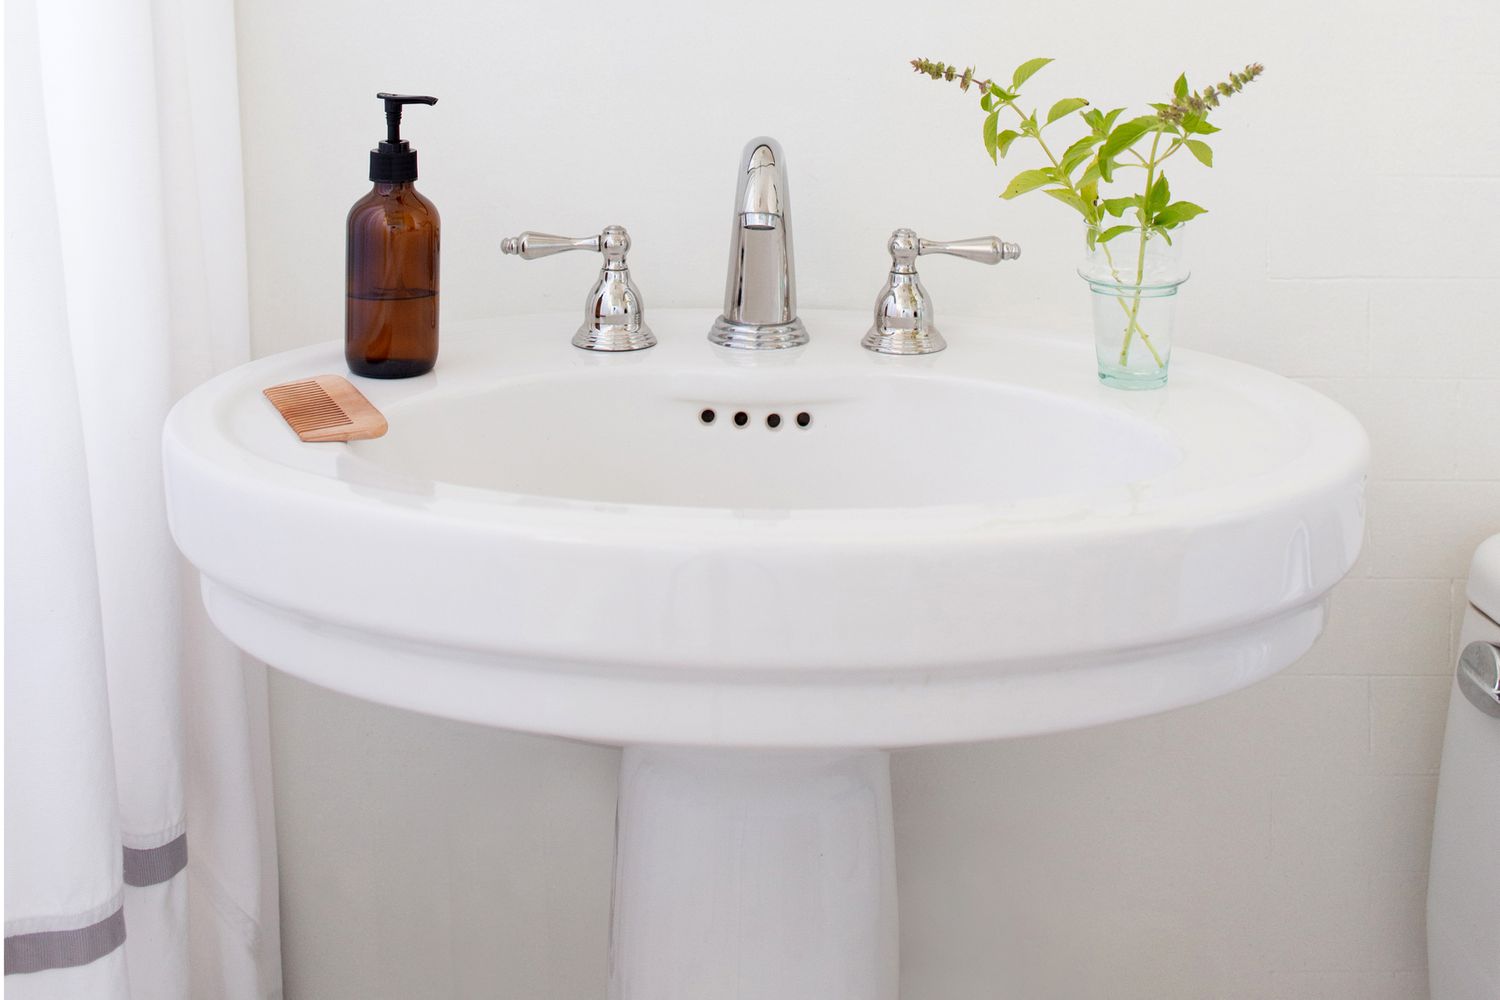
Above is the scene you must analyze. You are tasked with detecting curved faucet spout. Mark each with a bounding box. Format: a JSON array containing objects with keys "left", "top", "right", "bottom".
[{"left": 709, "top": 137, "right": 809, "bottom": 350}]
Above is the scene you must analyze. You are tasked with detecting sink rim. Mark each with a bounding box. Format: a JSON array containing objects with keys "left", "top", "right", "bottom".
[{"left": 167, "top": 308, "right": 1370, "bottom": 544}]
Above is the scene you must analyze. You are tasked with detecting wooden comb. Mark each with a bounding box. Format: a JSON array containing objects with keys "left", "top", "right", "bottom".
[{"left": 263, "top": 375, "right": 388, "bottom": 442}]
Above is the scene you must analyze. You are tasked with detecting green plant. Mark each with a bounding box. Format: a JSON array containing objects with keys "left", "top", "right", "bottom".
[{"left": 911, "top": 57, "right": 1263, "bottom": 368}]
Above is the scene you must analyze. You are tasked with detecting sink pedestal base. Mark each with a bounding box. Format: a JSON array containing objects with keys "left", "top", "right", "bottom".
[{"left": 609, "top": 747, "right": 898, "bottom": 1000}]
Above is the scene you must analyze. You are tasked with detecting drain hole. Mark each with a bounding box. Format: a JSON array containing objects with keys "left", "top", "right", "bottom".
[
  {"left": 766, "top": 413, "right": 781, "bottom": 429},
  {"left": 733, "top": 411, "right": 749, "bottom": 427},
  {"left": 796, "top": 412, "right": 811, "bottom": 427},
  {"left": 700, "top": 408, "right": 716, "bottom": 425}
]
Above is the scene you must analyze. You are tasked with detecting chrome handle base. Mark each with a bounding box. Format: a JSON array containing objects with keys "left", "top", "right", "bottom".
[
  {"left": 1458, "top": 641, "right": 1500, "bottom": 718},
  {"left": 502, "top": 226, "right": 656, "bottom": 352},
  {"left": 862, "top": 228, "right": 1020, "bottom": 356}
]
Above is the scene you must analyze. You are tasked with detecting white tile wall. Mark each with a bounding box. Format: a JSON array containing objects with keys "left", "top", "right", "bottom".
[{"left": 236, "top": 0, "right": 1500, "bottom": 996}]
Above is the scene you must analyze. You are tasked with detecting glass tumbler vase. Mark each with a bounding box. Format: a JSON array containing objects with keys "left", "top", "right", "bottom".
[{"left": 1079, "top": 231, "right": 1188, "bottom": 390}]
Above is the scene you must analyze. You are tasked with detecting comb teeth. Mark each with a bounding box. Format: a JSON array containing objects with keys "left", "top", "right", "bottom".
[
  {"left": 265, "top": 381, "right": 352, "bottom": 431},
  {"left": 263, "top": 375, "right": 388, "bottom": 442}
]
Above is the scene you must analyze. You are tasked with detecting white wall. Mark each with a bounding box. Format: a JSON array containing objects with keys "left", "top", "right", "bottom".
[{"left": 235, "top": 0, "right": 1500, "bottom": 996}]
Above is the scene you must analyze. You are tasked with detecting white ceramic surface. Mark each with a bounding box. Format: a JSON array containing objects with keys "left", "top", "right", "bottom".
[
  {"left": 610, "top": 747, "right": 898, "bottom": 1000},
  {"left": 1427, "top": 534, "right": 1500, "bottom": 1000},
  {"left": 164, "top": 308, "right": 1368, "bottom": 748}
]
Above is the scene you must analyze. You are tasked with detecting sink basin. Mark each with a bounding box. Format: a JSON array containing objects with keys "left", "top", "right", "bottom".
[
  {"left": 350, "top": 364, "right": 1181, "bottom": 508},
  {"left": 164, "top": 307, "right": 1368, "bottom": 999}
]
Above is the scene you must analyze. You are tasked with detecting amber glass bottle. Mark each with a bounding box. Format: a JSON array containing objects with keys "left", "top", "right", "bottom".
[{"left": 346, "top": 93, "right": 440, "bottom": 379}]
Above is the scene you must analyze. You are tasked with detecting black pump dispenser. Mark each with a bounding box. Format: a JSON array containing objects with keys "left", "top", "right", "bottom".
[{"left": 369, "top": 93, "right": 437, "bottom": 183}]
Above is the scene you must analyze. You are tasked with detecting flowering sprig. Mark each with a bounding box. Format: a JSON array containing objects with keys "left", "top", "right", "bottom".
[{"left": 1157, "top": 64, "right": 1264, "bottom": 123}]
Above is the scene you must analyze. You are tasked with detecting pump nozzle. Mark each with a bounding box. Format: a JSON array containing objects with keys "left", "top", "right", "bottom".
[
  {"left": 375, "top": 93, "right": 438, "bottom": 144},
  {"left": 369, "top": 92, "right": 437, "bottom": 183}
]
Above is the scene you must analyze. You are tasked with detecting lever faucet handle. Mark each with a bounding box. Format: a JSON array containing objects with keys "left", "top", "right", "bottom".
[
  {"left": 500, "top": 231, "right": 603, "bottom": 259},
  {"left": 863, "top": 228, "right": 1021, "bottom": 356},
  {"left": 917, "top": 234, "right": 1022, "bottom": 266},
  {"left": 501, "top": 225, "right": 655, "bottom": 352}
]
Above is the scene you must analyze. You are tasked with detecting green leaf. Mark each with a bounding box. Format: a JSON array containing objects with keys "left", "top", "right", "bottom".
[
  {"left": 1081, "top": 108, "right": 1103, "bottom": 132},
  {"left": 1102, "top": 195, "right": 1139, "bottom": 217},
  {"left": 1086, "top": 227, "right": 1099, "bottom": 251},
  {"left": 1100, "top": 107, "right": 1126, "bottom": 134},
  {"left": 1000, "top": 168, "right": 1053, "bottom": 199},
  {"left": 1079, "top": 182, "right": 1101, "bottom": 224},
  {"left": 1185, "top": 139, "right": 1213, "bottom": 166},
  {"left": 1148, "top": 174, "right": 1171, "bottom": 216},
  {"left": 1098, "top": 224, "right": 1135, "bottom": 244},
  {"left": 1124, "top": 113, "right": 1169, "bottom": 132},
  {"left": 1011, "top": 57, "right": 1053, "bottom": 89},
  {"left": 1100, "top": 119, "right": 1152, "bottom": 159},
  {"left": 1060, "top": 133, "right": 1102, "bottom": 175},
  {"left": 980, "top": 92, "right": 995, "bottom": 112},
  {"left": 1096, "top": 154, "right": 1114, "bottom": 184},
  {"left": 1181, "top": 113, "right": 1219, "bottom": 135},
  {"left": 996, "top": 129, "right": 1021, "bottom": 157},
  {"left": 983, "top": 112, "right": 1000, "bottom": 163},
  {"left": 1078, "top": 161, "right": 1102, "bottom": 187},
  {"left": 1046, "top": 97, "right": 1089, "bottom": 125},
  {"left": 988, "top": 83, "right": 1016, "bottom": 103},
  {"left": 1154, "top": 200, "right": 1208, "bottom": 227},
  {"left": 1043, "top": 187, "right": 1090, "bottom": 216},
  {"left": 1173, "top": 73, "right": 1189, "bottom": 99}
]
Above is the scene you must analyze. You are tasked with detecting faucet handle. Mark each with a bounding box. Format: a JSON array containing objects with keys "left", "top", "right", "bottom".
[
  {"left": 500, "top": 231, "right": 603, "bottom": 259},
  {"left": 915, "top": 234, "right": 1021, "bottom": 266},
  {"left": 863, "top": 228, "right": 1021, "bottom": 356},
  {"left": 501, "top": 225, "right": 656, "bottom": 352}
]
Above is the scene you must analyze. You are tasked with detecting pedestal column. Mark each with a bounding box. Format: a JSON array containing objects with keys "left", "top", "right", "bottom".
[{"left": 609, "top": 746, "right": 898, "bottom": 1000}]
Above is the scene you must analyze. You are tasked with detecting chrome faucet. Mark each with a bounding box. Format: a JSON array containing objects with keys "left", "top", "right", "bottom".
[{"left": 708, "top": 137, "right": 809, "bottom": 350}]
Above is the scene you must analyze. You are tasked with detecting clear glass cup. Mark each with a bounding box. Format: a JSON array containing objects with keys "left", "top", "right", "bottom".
[{"left": 1079, "top": 230, "right": 1189, "bottom": 390}]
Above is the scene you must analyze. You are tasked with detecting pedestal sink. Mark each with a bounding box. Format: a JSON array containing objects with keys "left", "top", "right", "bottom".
[{"left": 163, "top": 308, "right": 1368, "bottom": 999}]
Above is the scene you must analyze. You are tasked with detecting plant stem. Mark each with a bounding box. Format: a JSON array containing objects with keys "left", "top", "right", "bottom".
[
  {"left": 1119, "top": 131, "right": 1166, "bottom": 368},
  {"left": 1100, "top": 243, "right": 1165, "bottom": 366}
]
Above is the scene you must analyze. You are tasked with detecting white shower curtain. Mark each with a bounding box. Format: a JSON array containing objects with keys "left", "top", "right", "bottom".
[{"left": 5, "top": 0, "right": 281, "bottom": 995}]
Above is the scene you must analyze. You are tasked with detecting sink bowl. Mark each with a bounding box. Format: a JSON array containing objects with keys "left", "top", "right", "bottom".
[{"left": 164, "top": 307, "right": 1368, "bottom": 999}]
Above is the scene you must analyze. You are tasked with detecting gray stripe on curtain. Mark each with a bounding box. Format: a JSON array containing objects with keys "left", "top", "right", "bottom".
[
  {"left": 4, "top": 907, "right": 126, "bottom": 975},
  {"left": 124, "top": 832, "right": 188, "bottom": 887},
  {"left": 5, "top": 834, "right": 188, "bottom": 975}
]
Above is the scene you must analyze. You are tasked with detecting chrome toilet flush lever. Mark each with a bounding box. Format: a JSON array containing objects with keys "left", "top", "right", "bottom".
[
  {"left": 501, "top": 225, "right": 656, "bottom": 352},
  {"left": 863, "top": 228, "right": 1020, "bottom": 356}
]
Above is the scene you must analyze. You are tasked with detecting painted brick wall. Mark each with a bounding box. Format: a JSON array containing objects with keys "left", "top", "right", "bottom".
[{"left": 239, "top": 0, "right": 1500, "bottom": 996}]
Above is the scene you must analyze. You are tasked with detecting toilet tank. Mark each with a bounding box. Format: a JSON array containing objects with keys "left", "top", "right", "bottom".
[{"left": 1427, "top": 534, "right": 1500, "bottom": 1000}]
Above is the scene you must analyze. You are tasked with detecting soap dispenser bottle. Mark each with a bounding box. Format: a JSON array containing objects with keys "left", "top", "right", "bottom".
[{"left": 346, "top": 92, "right": 440, "bottom": 378}]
